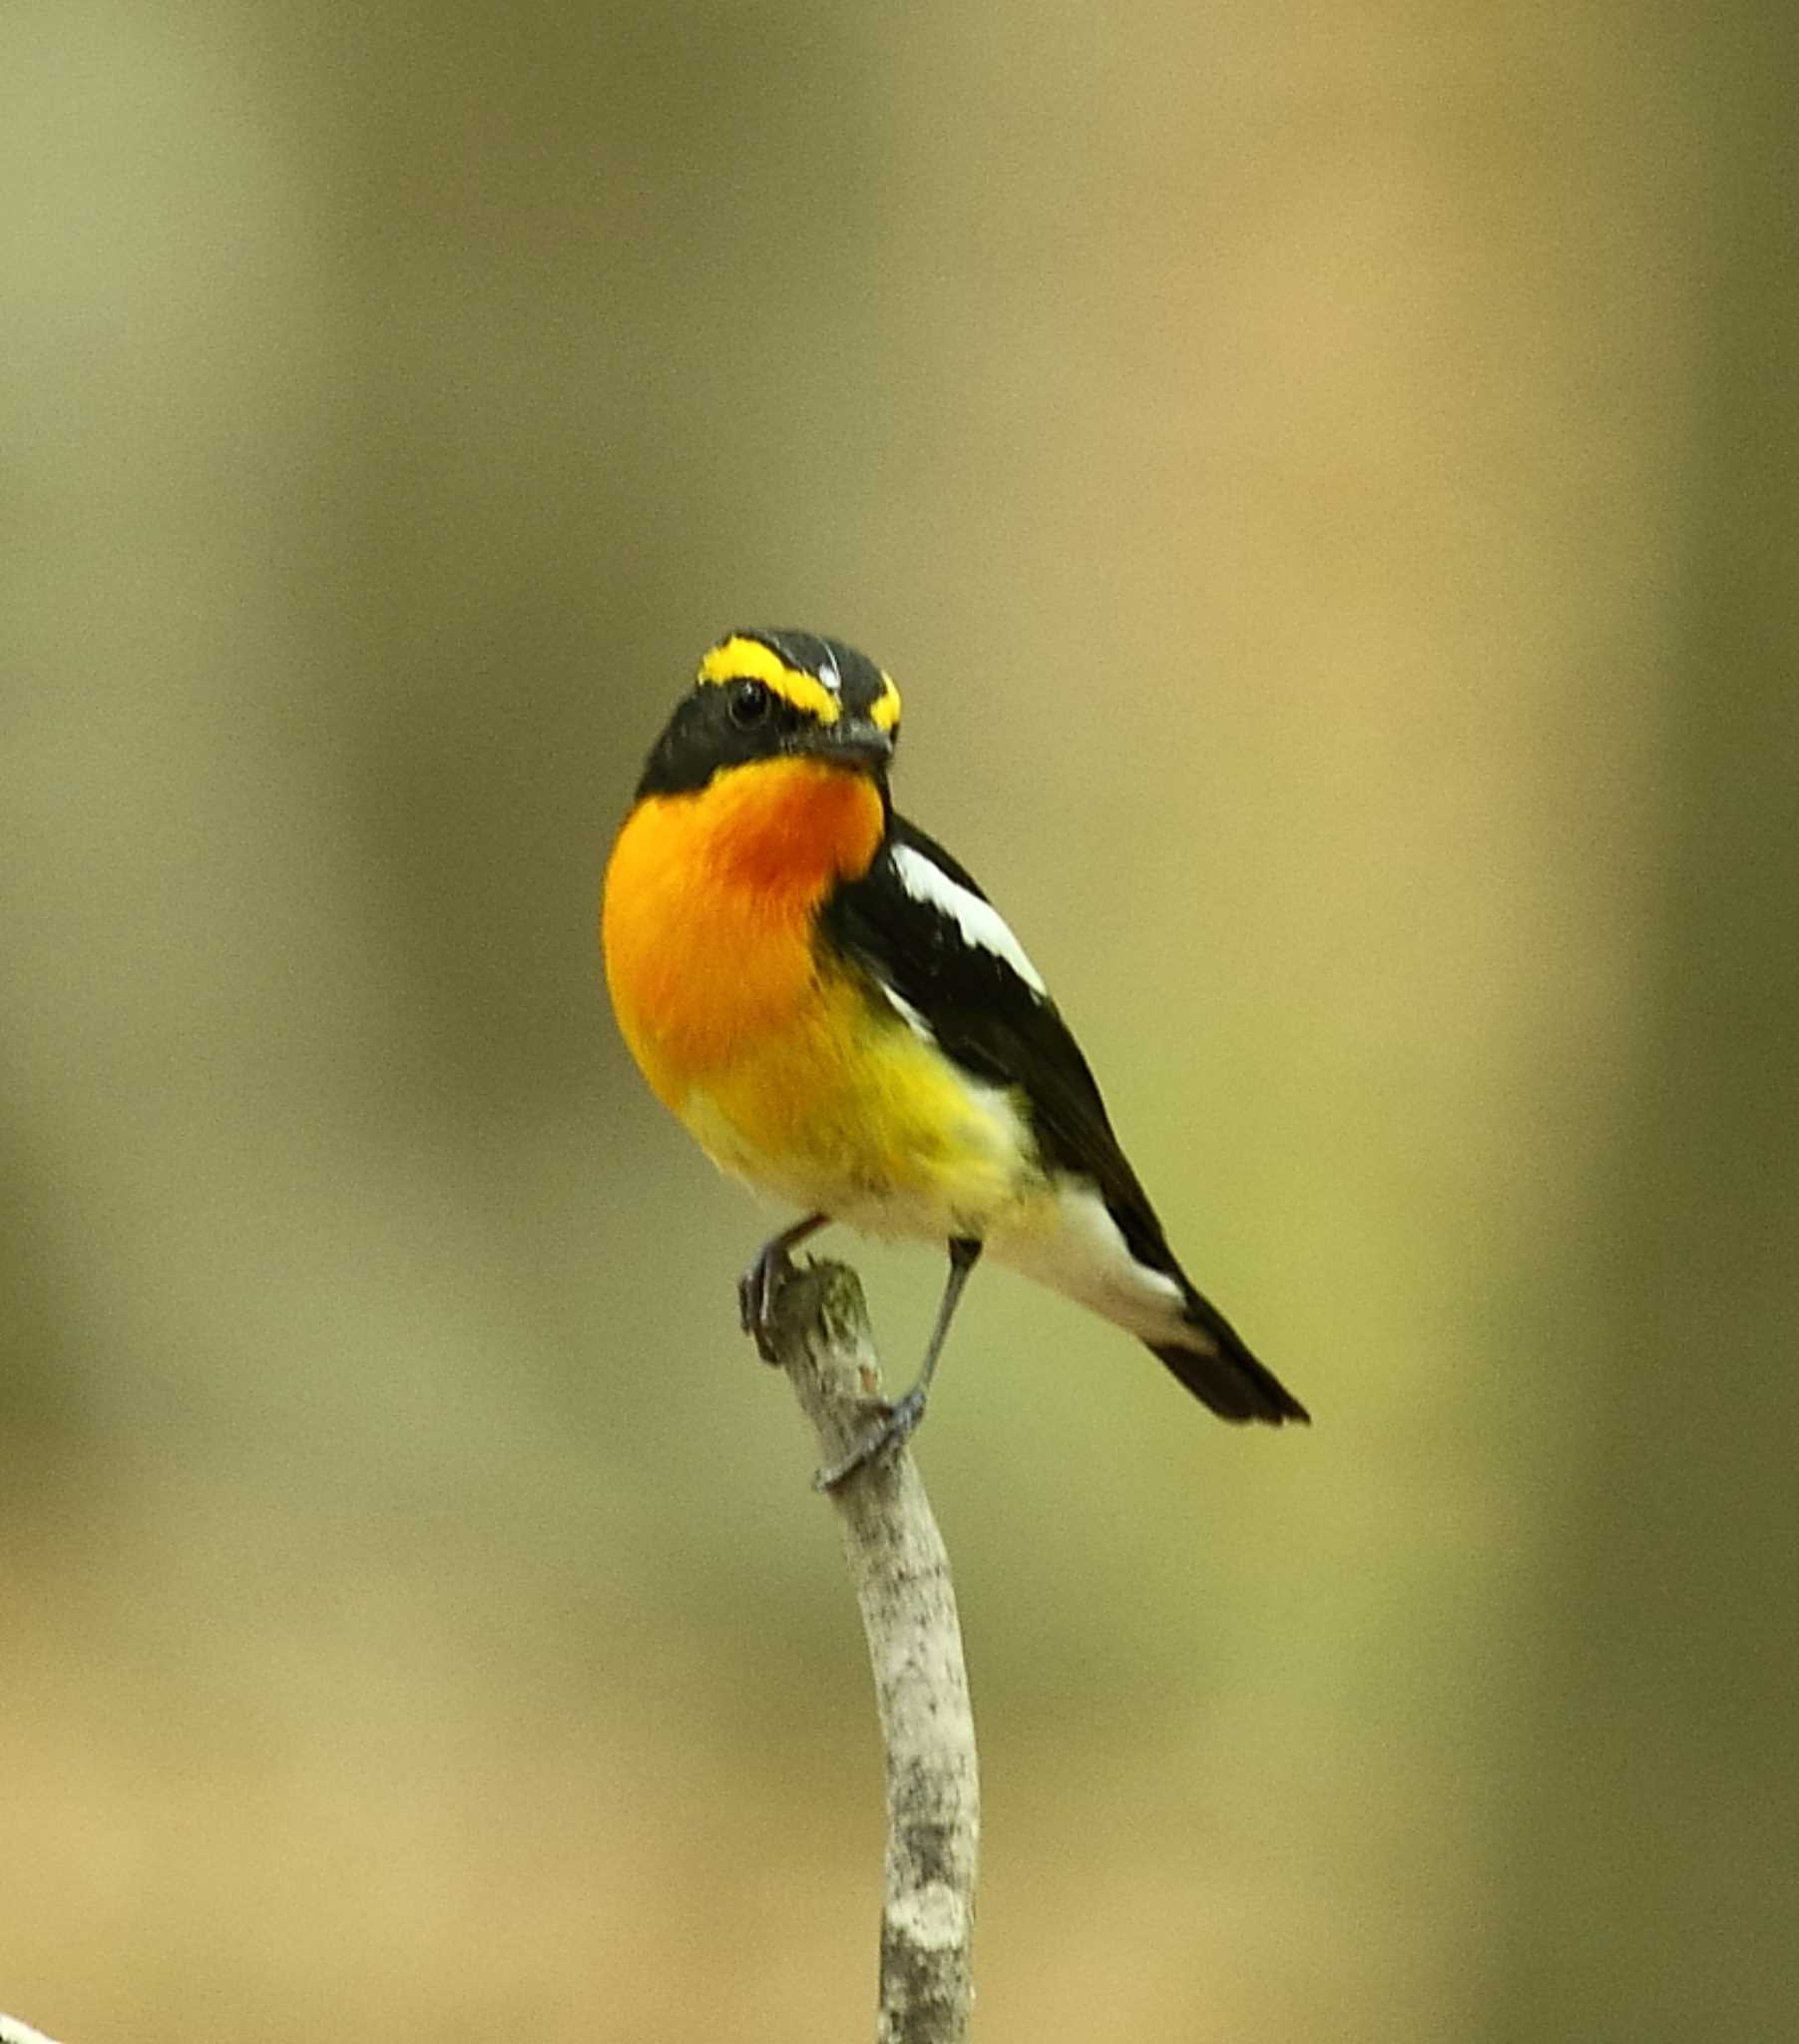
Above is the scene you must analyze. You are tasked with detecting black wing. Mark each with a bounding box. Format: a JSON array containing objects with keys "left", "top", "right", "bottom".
[
  {"left": 823, "top": 814, "right": 1309, "bottom": 1426},
  {"left": 821, "top": 813, "right": 1176, "bottom": 1273}
]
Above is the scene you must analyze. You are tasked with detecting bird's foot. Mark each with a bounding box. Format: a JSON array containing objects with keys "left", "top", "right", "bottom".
[
  {"left": 737, "top": 1241, "right": 799, "bottom": 1364},
  {"left": 813, "top": 1386, "right": 927, "bottom": 1492}
]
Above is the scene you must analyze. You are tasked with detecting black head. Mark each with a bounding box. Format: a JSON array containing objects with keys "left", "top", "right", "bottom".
[{"left": 635, "top": 629, "right": 903, "bottom": 798}]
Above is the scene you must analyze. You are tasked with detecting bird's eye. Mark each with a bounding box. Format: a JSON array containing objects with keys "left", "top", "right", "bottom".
[{"left": 727, "top": 679, "right": 773, "bottom": 729}]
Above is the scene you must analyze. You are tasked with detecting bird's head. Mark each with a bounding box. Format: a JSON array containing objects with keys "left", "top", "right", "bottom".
[{"left": 635, "top": 630, "right": 902, "bottom": 798}]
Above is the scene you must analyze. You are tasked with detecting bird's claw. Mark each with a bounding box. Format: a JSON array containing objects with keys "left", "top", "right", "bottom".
[
  {"left": 737, "top": 1243, "right": 796, "bottom": 1363},
  {"left": 813, "top": 1387, "right": 927, "bottom": 1492}
]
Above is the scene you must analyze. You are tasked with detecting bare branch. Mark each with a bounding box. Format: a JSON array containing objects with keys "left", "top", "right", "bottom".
[{"left": 765, "top": 1260, "right": 980, "bottom": 2044}]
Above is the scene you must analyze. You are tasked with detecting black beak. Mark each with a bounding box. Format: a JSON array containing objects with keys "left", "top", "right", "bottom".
[{"left": 800, "top": 716, "right": 894, "bottom": 772}]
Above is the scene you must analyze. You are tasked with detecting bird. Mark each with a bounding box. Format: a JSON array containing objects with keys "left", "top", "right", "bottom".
[{"left": 601, "top": 629, "right": 1307, "bottom": 1483}]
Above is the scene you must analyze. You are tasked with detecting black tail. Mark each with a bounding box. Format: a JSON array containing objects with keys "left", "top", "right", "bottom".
[{"left": 1148, "top": 1283, "right": 1309, "bottom": 1426}]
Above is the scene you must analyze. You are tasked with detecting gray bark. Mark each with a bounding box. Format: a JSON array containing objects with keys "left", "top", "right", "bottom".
[{"left": 765, "top": 1260, "right": 980, "bottom": 2044}]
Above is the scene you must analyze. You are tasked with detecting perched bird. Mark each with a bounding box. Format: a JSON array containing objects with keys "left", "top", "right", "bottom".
[{"left": 602, "top": 629, "right": 1307, "bottom": 1481}]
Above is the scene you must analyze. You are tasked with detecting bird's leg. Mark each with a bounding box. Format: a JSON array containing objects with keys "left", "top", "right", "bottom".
[
  {"left": 816, "top": 1237, "right": 982, "bottom": 1490},
  {"left": 738, "top": 1212, "right": 829, "bottom": 1362}
]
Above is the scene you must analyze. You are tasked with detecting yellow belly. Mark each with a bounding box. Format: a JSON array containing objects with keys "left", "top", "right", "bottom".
[{"left": 679, "top": 964, "right": 1040, "bottom": 1240}]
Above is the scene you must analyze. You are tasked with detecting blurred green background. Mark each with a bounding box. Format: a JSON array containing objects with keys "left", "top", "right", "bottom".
[{"left": 4, "top": 3, "right": 1796, "bottom": 2039}]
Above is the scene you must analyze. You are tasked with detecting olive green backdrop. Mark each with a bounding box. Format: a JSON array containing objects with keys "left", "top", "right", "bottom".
[{"left": 4, "top": 3, "right": 1795, "bottom": 2039}]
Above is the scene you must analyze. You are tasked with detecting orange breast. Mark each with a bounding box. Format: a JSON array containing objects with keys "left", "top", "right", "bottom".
[{"left": 601, "top": 759, "right": 886, "bottom": 1112}]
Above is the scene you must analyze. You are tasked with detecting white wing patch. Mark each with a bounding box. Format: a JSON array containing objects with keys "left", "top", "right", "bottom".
[
  {"left": 890, "top": 842, "right": 1049, "bottom": 997},
  {"left": 879, "top": 981, "right": 935, "bottom": 1041}
]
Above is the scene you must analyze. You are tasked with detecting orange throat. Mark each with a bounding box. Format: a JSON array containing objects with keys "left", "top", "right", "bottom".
[{"left": 602, "top": 758, "right": 885, "bottom": 1101}]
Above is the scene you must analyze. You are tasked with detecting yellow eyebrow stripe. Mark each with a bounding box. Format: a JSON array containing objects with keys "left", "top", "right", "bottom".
[
  {"left": 869, "top": 674, "right": 901, "bottom": 731},
  {"left": 697, "top": 636, "right": 841, "bottom": 725}
]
